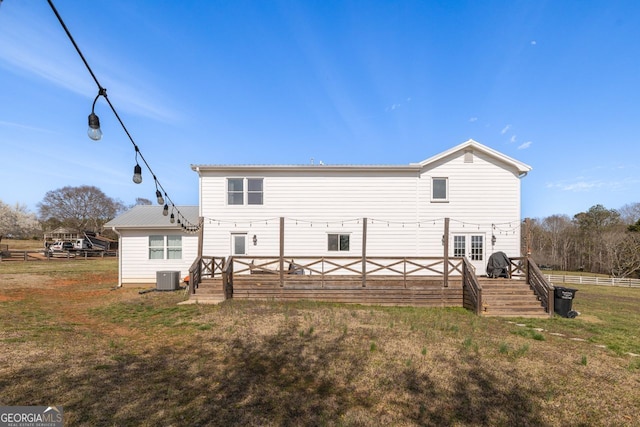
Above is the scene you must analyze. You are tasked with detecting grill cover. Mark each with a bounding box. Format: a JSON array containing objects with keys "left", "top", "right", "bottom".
[{"left": 486, "top": 251, "right": 510, "bottom": 278}]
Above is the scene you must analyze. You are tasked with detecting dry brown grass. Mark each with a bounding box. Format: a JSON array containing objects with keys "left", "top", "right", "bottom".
[{"left": 1, "top": 259, "right": 639, "bottom": 426}]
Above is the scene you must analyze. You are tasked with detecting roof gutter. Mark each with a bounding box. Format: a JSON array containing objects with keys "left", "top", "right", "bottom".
[{"left": 111, "top": 226, "right": 123, "bottom": 289}]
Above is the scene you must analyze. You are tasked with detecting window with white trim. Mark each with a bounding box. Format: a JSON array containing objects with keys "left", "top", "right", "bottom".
[
  {"left": 328, "top": 233, "right": 350, "bottom": 252},
  {"left": 227, "top": 178, "right": 263, "bottom": 205},
  {"left": 431, "top": 177, "right": 448, "bottom": 201},
  {"left": 149, "top": 235, "right": 182, "bottom": 260}
]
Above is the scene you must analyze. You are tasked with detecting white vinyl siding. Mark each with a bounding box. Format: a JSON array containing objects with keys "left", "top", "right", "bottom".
[
  {"left": 198, "top": 144, "right": 525, "bottom": 275},
  {"left": 118, "top": 230, "right": 197, "bottom": 285}
]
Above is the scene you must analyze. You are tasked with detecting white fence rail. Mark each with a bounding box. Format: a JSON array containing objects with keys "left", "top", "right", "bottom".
[{"left": 546, "top": 274, "right": 640, "bottom": 288}]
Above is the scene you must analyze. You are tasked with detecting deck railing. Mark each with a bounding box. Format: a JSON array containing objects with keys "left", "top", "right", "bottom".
[
  {"left": 230, "top": 255, "right": 464, "bottom": 287},
  {"left": 509, "top": 256, "right": 554, "bottom": 316},
  {"left": 188, "top": 256, "right": 225, "bottom": 294},
  {"left": 222, "top": 256, "right": 234, "bottom": 299},
  {"left": 461, "top": 258, "right": 483, "bottom": 314}
]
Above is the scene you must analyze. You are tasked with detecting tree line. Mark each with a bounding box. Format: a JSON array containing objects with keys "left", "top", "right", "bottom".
[
  {"left": 524, "top": 203, "right": 640, "bottom": 278},
  {"left": 2, "top": 186, "right": 639, "bottom": 278},
  {"left": 0, "top": 185, "right": 149, "bottom": 245}
]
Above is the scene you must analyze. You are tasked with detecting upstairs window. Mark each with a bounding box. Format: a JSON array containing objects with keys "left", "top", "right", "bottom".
[
  {"left": 227, "top": 179, "right": 244, "bottom": 205},
  {"left": 328, "top": 233, "right": 350, "bottom": 252},
  {"left": 432, "top": 177, "right": 448, "bottom": 202},
  {"left": 247, "top": 178, "right": 263, "bottom": 205},
  {"left": 227, "top": 178, "right": 263, "bottom": 205}
]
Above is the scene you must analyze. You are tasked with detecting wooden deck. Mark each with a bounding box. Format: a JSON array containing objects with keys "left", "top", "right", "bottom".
[{"left": 188, "top": 255, "right": 554, "bottom": 317}]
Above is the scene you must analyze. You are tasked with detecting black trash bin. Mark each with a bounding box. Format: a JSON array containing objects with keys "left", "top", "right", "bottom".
[{"left": 554, "top": 286, "right": 578, "bottom": 318}]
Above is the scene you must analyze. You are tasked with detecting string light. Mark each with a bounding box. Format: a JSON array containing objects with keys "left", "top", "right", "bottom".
[
  {"left": 87, "top": 88, "right": 105, "bottom": 141},
  {"left": 46, "top": 0, "right": 200, "bottom": 230}
]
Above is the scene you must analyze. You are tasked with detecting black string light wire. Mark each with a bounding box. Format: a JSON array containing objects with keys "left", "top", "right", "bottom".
[{"left": 46, "top": 0, "right": 199, "bottom": 231}]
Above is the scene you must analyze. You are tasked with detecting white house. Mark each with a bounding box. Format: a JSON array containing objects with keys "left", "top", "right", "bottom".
[
  {"left": 192, "top": 139, "right": 531, "bottom": 275},
  {"left": 105, "top": 205, "right": 199, "bottom": 287},
  {"left": 106, "top": 139, "right": 531, "bottom": 286}
]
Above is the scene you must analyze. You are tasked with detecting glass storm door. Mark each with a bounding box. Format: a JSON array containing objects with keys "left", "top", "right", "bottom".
[
  {"left": 231, "top": 234, "right": 247, "bottom": 255},
  {"left": 452, "top": 234, "right": 485, "bottom": 274}
]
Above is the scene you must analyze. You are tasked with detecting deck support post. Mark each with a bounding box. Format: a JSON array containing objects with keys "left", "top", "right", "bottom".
[
  {"left": 279, "top": 217, "right": 284, "bottom": 287},
  {"left": 362, "top": 217, "right": 367, "bottom": 287},
  {"left": 197, "top": 216, "right": 204, "bottom": 259},
  {"left": 443, "top": 217, "right": 450, "bottom": 287}
]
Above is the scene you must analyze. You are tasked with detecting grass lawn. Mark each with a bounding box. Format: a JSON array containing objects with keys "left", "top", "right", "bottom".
[{"left": 0, "top": 258, "right": 639, "bottom": 426}]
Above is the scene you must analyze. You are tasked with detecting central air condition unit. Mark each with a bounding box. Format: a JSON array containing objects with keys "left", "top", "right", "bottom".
[{"left": 156, "top": 271, "right": 180, "bottom": 291}]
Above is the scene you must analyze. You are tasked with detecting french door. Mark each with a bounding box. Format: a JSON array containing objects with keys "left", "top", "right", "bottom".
[{"left": 452, "top": 234, "right": 485, "bottom": 274}]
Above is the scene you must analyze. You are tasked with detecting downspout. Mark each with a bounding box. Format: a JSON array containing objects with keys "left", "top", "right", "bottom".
[{"left": 111, "top": 226, "right": 123, "bottom": 288}]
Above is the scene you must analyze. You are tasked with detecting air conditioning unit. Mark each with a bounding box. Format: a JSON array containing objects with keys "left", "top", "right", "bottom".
[{"left": 156, "top": 271, "right": 180, "bottom": 291}]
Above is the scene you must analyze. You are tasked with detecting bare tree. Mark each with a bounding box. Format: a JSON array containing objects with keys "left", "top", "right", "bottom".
[
  {"left": 37, "top": 186, "right": 125, "bottom": 233},
  {"left": 618, "top": 202, "right": 640, "bottom": 225},
  {"left": 602, "top": 230, "right": 640, "bottom": 278}
]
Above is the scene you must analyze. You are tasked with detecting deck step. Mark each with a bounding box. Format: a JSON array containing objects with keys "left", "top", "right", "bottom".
[{"left": 478, "top": 278, "right": 549, "bottom": 318}]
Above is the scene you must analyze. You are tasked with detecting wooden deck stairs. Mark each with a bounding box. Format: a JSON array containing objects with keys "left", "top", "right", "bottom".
[
  {"left": 188, "top": 278, "right": 225, "bottom": 304},
  {"left": 478, "top": 278, "right": 548, "bottom": 318}
]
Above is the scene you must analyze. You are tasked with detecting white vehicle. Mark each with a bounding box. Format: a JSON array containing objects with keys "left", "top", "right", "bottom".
[
  {"left": 73, "top": 239, "right": 93, "bottom": 250},
  {"left": 48, "top": 241, "right": 74, "bottom": 252}
]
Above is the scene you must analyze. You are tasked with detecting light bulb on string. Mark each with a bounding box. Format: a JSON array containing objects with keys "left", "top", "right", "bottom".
[
  {"left": 87, "top": 112, "right": 102, "bottom": 141},
  {"left": 162, "top": 204, "right": 169, "bottom": 216},
  {"left": 132, "top": 163, "right": 142, "bottom": 184},
  {"left": 87, "top": 89, "right": 106, "bottom": 141},
  {"left": 132, "top": 146, "right": 142, "bottom": 184},
  {"left": 155, "top": 189, "right": 164, "bottom": 205}
]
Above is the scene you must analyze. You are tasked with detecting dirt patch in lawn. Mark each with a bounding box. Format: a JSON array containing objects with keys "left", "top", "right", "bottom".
[{"left": 1, "top": 261, "right": 639, "bottom": 426}]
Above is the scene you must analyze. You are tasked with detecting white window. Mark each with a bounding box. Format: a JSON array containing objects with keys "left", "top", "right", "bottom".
[
  {"left": 149, "top": 235, "right": 182, "bottom": 260},
  {"left": 432, "top": 177, "right": 448, "bottom": 202},
  {"left": 247, "top": 178, "right": 263, "bottom": 205},
  {"left": 167, "top": 235, "right": 183, "bottom": 259},
  {"left": 328, "top": 234, "right": 350, "bottom": 252},
  {"left": 227, "top": 178, "right": 263, "bottom": 205},
  {"left": 149, "top": 235, "right": 165, "bottom": 259},
  {"left": 227, "top": 178, "right": 244, "bottom": 205}
]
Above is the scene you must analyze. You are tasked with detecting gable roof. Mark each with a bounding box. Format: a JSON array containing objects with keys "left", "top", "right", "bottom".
[
  {"left": 411, "top": 139, "right": 532, "bottom": 175},
  {"left": 104, "top": 205, "right": 199, "bottom": 229},
  {"left": 191, "top": 139, "right": 531, "bottom": 175}
]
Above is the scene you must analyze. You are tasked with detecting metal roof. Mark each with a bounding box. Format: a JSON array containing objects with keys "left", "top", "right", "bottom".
[
  {"left": 104, "top": 205, "right": 199, "bottom": 229},
  {"left": 191, "top": 139, "right": 532, "bottom": 175}
]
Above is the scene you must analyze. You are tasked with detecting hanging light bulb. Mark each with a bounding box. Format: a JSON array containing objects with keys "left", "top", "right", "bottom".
[
  {"left": 162, "top": 204, "right": 169, "bottom": 216},
  {"left": 87, "top": 89, "right": 106, "bottom": 141},
  {"left": 156, "top": 190, "right": 164, "bottom": 205},
  {"left": 132, "top": 163, "right": 143, "bottom": 184},
  {"left": 170, "top": 213, "right": 175, "bottom": 224},
  {"left": 87, "top": 112, "right": 102, "bottom": 141}
]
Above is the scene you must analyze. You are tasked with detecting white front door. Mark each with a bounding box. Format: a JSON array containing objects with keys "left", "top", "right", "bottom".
[
  {"left": 452, "top": 234, "right": 485, "bottom": 274},
  {"left": 231, "top": 233, "right": 247, "bottom": 255}
]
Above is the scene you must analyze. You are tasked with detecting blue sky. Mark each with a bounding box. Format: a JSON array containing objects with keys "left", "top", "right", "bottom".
[{"left": 1, "top": 0, "right": 639, "bottom": 220}]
